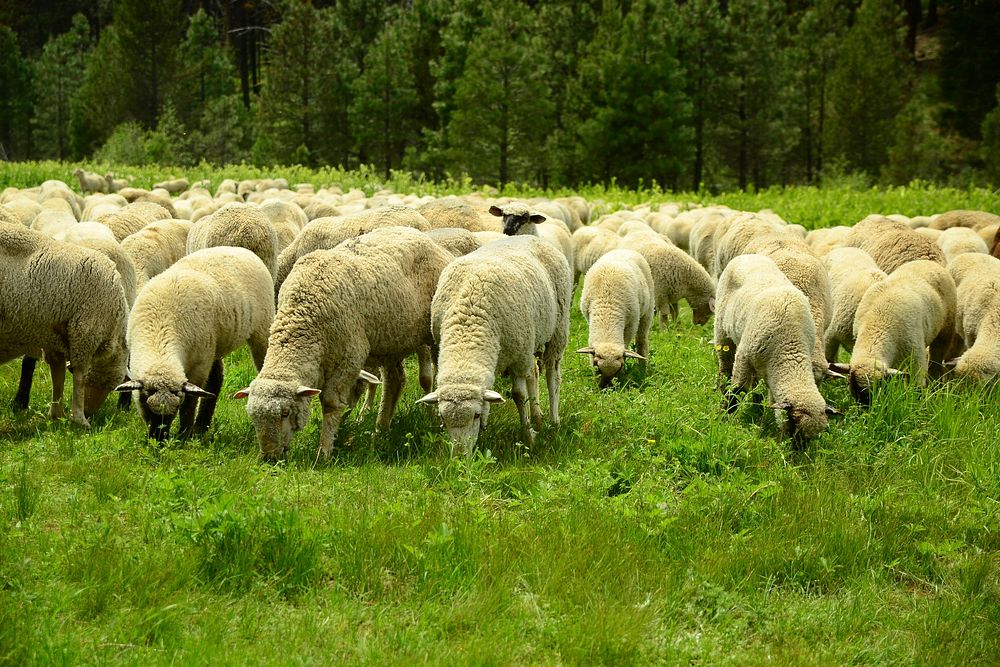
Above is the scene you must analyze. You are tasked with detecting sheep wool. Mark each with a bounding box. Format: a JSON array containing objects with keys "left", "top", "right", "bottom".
[
  {"left": 187, "top": 202, "right": 280, "bottom": 280},
  {"left": 946, "top": 253, "right": 1000, "bottom": 380},
  {"left": 842, "top": 215, "right": 945, "bottom": 273},
  {"left": 119, "top": 246, "right": 275, "bottom": 441},
  {"left": 823, "top": 247, "right": 887, "bottom": 363},
  {"left": 121, "top": 219, "right": 192, "bottom": 292},
  {"left": 578, "top": 249, "right": 655, "bottom": 387}
]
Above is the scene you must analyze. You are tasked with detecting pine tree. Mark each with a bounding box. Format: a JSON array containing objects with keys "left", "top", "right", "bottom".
[
  {"left": 0, "top": 25, "right": 32, "bottom": 160},
  {"left": 174, "top": 9, "right": 238, "bottom": 129},
  {"left": 445, "top": 0, "right": 553, "bottom": 189},
  {"left": 31, "top": 13, "right": 91, "bottom": 160}
]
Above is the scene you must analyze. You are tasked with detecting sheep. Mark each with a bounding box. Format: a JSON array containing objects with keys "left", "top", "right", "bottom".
[
  {"left": 96, "top": 201, "right": 172, "bottom": 241},
  {"left": 81, "top": 193, "right": 126, "bottom": 221},
  {"left": 841, "top": 215, "right": 945, "bottom": 273},
  {"left": 710, "top": 212, "right": 786, "bottom": 278},
  {"left": 75, "top": 237, "right": 138, "bottom": 308},
  {"left": 56, "top": 221, "right": 116, "bottom": 244},
  {"left": 426, "top": 227, "right": 485, "bottom": 257},
  {"left": 419, "top": 197, "right": 499, "bottom": 232},
  {"left": 2, "top": 225, "right": 128, "bottom": 426},
  {"left": 1, "top": 198, "right": 43, "bottom": 226},
  {"left": 928, "top": 209, "right": 1000, "bottom": 231},
  {"left": 258, "top": 200, "right": 308, "bottom": 253},
  {"left": 30, "top": 209, "right": 77, "bottom": 238},
  {"left": 302, "top": 200, "right": 341, "bottom": 221},
  {"left": 915, "top": 227, "right": 942, "bottom": 242},
  {"left": 416, "top": 236, "right": 573, "bottom": 452},
  {"left": 115, "top": 247, "right": 275, "bottom": 442},
  {"left": 274, "top": 206, "right": 430, "bottom": 292},
  {"left": 618, "top": 230, "right": 717, "bottom": 325},
  {"left": 235, "top": 227, "right": 455, "bottom": 459},
  {"left": 490, "top": 202, "right": 576, "bottom": 272},
  {"left": 73, "top": 168, "right": 107, "bottom": 194},
  {"left": 215, "top": 179, "right": 238, "bottom": 197},
  {"left": 714, "top": 254, "right": 839, "bottom": 443},
  {"left": 577, "top": 249, "right": 655, "bottom": 388},
  {"left": 153, "top": 178, "right": 190, "bottom": 195},
  {"left": 805, "top": 225, "right": 851, "bottom": 257},
  {"left": 39, "top": 180, "right": 82, "bottom": 219},
  {"left": 120, "top": 219, "right": 192, "bottom": 291},
  {"left": 937, "top": 226, "right": 989, "bottom": 263},
  {"left": 187, "top": 202, "right": 279, "bottom": 280},
  {"left": 944, "top": 253, "right": 1000, "bottom": 380},
  {"left": 823, "top": 247, "right": 887, "bottom": 363},
  {"left": 556, "top": 195, "right": 591, "bottom": 228},
  {"left": 831, "top": 260, "right": 957, "bottom": 404},
  {"left": 0, "top": 205, "right": 18, "bottom": 226},
  {"left": 572, "top": 225, "right": 620, "bottom": 283},
  {"left": 104, "top": 173, "right": 129, "bottom": 193},
  {"left": 688, "top": 210, "right": 730, "bottom": 272}
]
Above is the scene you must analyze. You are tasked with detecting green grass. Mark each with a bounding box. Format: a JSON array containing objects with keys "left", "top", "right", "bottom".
[{"left": 1, "top": 165, "right": 999, "bottom": 664}]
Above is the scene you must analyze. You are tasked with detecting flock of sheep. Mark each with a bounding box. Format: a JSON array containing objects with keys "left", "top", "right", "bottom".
[{"left": 2, "top": 169, "right": 999, "bottom": 458}]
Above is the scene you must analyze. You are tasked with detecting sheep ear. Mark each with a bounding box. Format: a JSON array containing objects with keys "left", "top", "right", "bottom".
[
  {"left": 483, "top": 389, "right": 505, "bottom": 403},
  {"left": 576, "top": 347, "right": 596, "bottom": 355},
  {"left": 624, "top": 350, "right": 647, "bottom": 361},
  {"left": 114, "top": 380, "right": 143, "bottom": 393},
  {"left": 825, "top": 404, "right": 843, "bottom": 417},
  {"left": 416, "top": 391, "right": 439, "bottom": 405},
  {"left": 708, "top": 297, "right": 716, "bottom": 313},
  {"left": 233, "top": 387, "right": 251, "bottom": 399},
  {"left": 296, "top": 386, "right": 322, "bottom": 397},
  {"left": 529, "top": 213, "right": 546, "bottom": 224},
  {"left": 182, "top": 382, "right": 215, "bottom": 398},
  {"left": 824, "top": 367, "right": 847, "bottom": 379},
  {"left": 488, "top": 205, "right": 503, "bottom": 217},
  {"left": 944, "top": 358, "right": 960, "bottom": 368},
  {"left": 885, "top": 368, "right": 908, "bottom": 378},
  {"left": 829, "top": 362, "right": 851, "bottom": 374},
  {"left": 358, "top": 369, "right": 381, "bottom": 384}
]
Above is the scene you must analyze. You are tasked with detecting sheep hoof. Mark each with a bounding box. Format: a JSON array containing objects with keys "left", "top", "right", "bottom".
[
  {"left": 70, "top": 413, "right": 90, "bottom": 428},
  {"left": 48, "top": 402, "right": 65, "bottom": 420}
]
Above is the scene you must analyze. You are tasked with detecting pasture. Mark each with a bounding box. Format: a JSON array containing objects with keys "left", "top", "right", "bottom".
[{"left": 1, "top": 163, "right": 998, "bottom": 664}]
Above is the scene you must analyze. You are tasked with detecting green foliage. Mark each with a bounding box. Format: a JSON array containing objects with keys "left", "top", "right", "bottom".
[
  {"left": 981, "top": 84, "right": 1000, "bottom": 186},
  {"left": 31, "top": 13, "right": 91, "bottom": 160},
  {"left": 825, "top": 0, "right": 911, "bottom": 178},
  {"left": 0, "top": 24, "right": 33, "bottom": 160},
  {"left": 173, "top": 9, "right": 238, "bottom": 129},
  {"left": 884, "top": 84, "right": 970, "bottom": 186},
  {"left": 69, "top": 25, "right": 129, "bottom": 157},
  {"left": 93, "top": 122, "right": 149, "bottom": 165},
  {"left": 939, "top": 0, "right": 1000, "bottom": 139}
]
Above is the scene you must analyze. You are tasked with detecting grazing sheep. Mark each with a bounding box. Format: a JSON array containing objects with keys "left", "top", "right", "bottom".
[
  {"left": 937, "top": 226, "right": 989, "bottom": 263},
  {"left": 120, "top": 219, "right": 192, "bottom": 291},
  {"left": 711, "top": 212, "right": 786, "bottom": 278},
  {"left": 572, "top": 225, "right": 621, "bottom": 283},
  {"left": 618, "top": 230, "right": 716, "bottom": 325},
  {"left": 577, "top": 249, "right": 655, "bottom": 388},
  {"left": 215, "top": 179, "right": 238, "bottom": 197},
  {"left": 188, "top": 202, "right": 280, "bottom": 279},
  {"left": 928, "top": 209, "right": 1000, "bottom": 231},
  {"left": 236, "top": 227, "right": 454, "bottom": 459},
  {"left": 0, "top": 205, "right": 18, "bottom": 225},
  {"left": 1, "top": 198, "right": 43, "bottom": 226},
  {"left": 153, "top": 178, "right": 190, "bottom": 195},
  {"left": 2, "top": 225, "right": 128, "bottom": 425},
  {"left": 944, "top": 253, "right": 1000, "bottom": 380},
  {"left": 116, "top": 247, "right": 275, "bottom": 442},
  {"left": 274, "top": 205, "right": 430, "bottom": 292},
  {"left": 805, "top": 225, "right": 852, "bottom": 257},
  {"left": 833, "top": 260, "right": 957, "bottom": 404},
  {"left": 714, "top": 254, "right": 839, "bottom": 443},
  {"left": 96, "top": 201, "right": 172, "bottom": 241},
  {"left": 416, "top": 236, "right": 573, "bottom": 452},
  {"left": 258, "top": 200, "right": 308, "bottom": 253},
  {"left": 57, "top": 221, "right": 117, "bottom": 244},
  {"left": 73, "top": 168, "right": 107, "bottom": 193},
  {"left": 842, "top": 215, "right": 945, "bottom": 273},
  {"left": 491, "top": 202, "right": 576, "bottom": 273},
  {"left": 75, "top": 237, "right": 138, "bottom": 307},
  {"left": 823, "top": 247, "right": 887, "bottom": 363}
]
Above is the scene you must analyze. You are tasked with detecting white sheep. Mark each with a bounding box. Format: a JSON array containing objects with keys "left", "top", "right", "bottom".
[
  {"left": 115, "top": 246, "right": 275, "bottom": 442},
  {"left": 572, "top": 225, "right": 621, "bottom": 283},
  {"left": 96, "top": 201, "right": 172, "bottom": 241},
  {"left": 120, "top": 219, "right": 192, "bottom": 292},
  {"left": 841, "top": 215, "right": 945, "bottom": 273},
  {"left": 187, "top": 202, "right": 279, "bottom": 280},
  {"left": 416, "top": 235, "right": 573, "bottom": 452},
  {"left": 73, "top": 168, "right": 107, "bottom": 194},
  {"left": 714, "top": 254, "right": 839, "bottom": 443},
  {"left": 823, "top": 247, "right": 887, "bottom": 363},
  {"left": 153, "top": 178, "right": 190, "bottom": 195},
  {"left": 489, "top": 202, "right": 575, "bottom": 273},
  {"left": 236, "top": 227, "right": 455, "bottom": 459},
  {"left": 944, "top": 253, "right": 1000, "bottom": 380},
  {"left": 937, "top": 226, "right": 989, "bottom": 263},
  {"left": 577, "top": 249, "right": 654, "bottom": 387},
  {"left": 2, "top": 225, "right": 128, "bottom": 425},
  {"left": 618, "top": 230, "right": 717, "bottom": 325},
  {"left": 104, "top": 173, "right": 129, "bottom": 193},
  {"left": 258, "top": 199, "right": 308, "bottom": 253},
  {"left": 831, "top": 260, "right": 957, "bottom": 403}
]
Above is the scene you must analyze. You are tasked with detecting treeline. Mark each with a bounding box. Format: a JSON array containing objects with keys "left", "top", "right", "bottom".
[{"left": 1, "top": 0, "right": 999, "bottom": 191}]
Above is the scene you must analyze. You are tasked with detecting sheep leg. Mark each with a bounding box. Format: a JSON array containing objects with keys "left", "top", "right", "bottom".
[
  {"left": 376, "top": 362, "right": 406, "bottom": 431},
  {"left": 193, "top": 360, "right": 224, "bottom": 434},
  {"left": 660, "top": 302, "right": 679, "bottom": 327},
  {"left": 116, "top": 352, "right": 132, "bottom": 411},
  {"left": 318, "top": 401, "right": 347, "bottom": 458},
  {"left": 724, "top": 351, "right": 754, "bottom": 414},
  {"left": 825, "top": 335, "right": 841, "bottom": 365},
  {"left": 545, "top": 355, "right": 562, "bottom": 427},
  {"left": 418, "top": 345, "right": 434, "bottom": 394},
  {"left": 13, "top": 356, "right": 36, "bottom": 411},
  {"left": 928, "top": 331, "right": 956, "bottom": 379},
  {"left": 510, "top": 375, "right": 536, "bottom": 444},
  {"left": 715, "top": 338, "right": 737, "bottom": 389},
  {"left": 177, "top": 395, "right": 198, "bottom": 438},
  {"left": 69, "top": 363, "right": 90, "bottom": 427},
  {"left": 46, "top": 353, "right": 67, "bottom": 420},
  {"left": 637, "top": 312, "right": 652, "bottom": 364},
  {"left": 527, "top": 365, "right": 544, "bottom": 430}
]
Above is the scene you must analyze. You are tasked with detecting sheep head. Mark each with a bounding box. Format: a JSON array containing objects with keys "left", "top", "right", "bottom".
[
  {"left": 417, "top": 384, "right": 504, "bottom": 454},
  {"left": 577, "top": 344, "right": 645, "bottom": 388},
  {"left": 234, "top": 378, "right": 320, "bottom": 460},
  {"left": 489, "top": 202, "right": 546, "bottom": 236}
]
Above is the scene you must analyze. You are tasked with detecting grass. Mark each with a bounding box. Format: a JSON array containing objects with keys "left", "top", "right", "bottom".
[{"left": 1, "top": 163, "right": 999, "bottom": 664}]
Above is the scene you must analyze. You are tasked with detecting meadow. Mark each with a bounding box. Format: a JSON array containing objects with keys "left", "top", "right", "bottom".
[{"left": 1, "top": 162, "right": 999, "bottom": 664}]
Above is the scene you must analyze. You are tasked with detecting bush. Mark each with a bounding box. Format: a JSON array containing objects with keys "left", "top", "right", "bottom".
[{"left": 94, "top": 122, "right": 150, "bottom": 165}]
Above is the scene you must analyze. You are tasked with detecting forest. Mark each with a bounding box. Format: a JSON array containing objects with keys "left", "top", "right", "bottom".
[{"left": 1, "top": 0, "right": 999, "bottom": 192}]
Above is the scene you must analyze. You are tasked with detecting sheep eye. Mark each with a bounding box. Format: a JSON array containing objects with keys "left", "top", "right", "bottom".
[
  {"left": 281, "top": 409, "right": 291, "bottom": 418},
  {"left": 473, "top": 413, "right": 481, "bottom": 421}
]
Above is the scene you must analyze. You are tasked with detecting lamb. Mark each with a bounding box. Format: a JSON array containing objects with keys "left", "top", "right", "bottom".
[
  {"left": 235, "top": 227, "right": 454, "bottom": 459},
  {"left": 416, "top": 236, "right": 573, "bottom": 452},
  {"left": 73, "top": 168, "right": 107, "bottom": 194},
  {"left": 617, "top": 230, "right": 716, "bottom": 325},
  {"left": 258, "top": 200, "right": 308, "bottom": 253},
  {"left": 115, "top": 247, "right": 275, "bottom": 442},
  {"left": 274, "top": 205, "right": 430, "bottom": 291},
  {"left": 713, "top": 254, "right": 839, "bottom": 443},
  {"left": 120, "top": 219, "right": 192, "bottom": 291},
  {"left": 936, "top": 226, "right": 989, "bottom": 263},
  {"left": 187, "top": 202, "right": 280, "bottom": 280},
  {"left": 944, "top": 253, "right": 1000, "bottom": 380},
  {"left": 153, "top": 178, "right": 190, "bottom": 195},
  {"left": 2, "top": 225, "right": 128, "bottom": 426},
  {"left": 823, "top": 247, "right": 887, "bottom": 363},
  {"left": 831, "top": 260, "right": 957, "bottom": 404},
  {"left": 841, "top": 215, "right": 945, "bottom": 273},
  {"left": 577, "top": 249, "right": 654, "bottom": 388}
]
